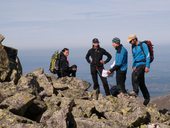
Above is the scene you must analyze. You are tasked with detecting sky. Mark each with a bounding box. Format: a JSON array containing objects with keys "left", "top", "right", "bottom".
[{"left": 1, "top": 0, "right": 170, "bottom": 50}]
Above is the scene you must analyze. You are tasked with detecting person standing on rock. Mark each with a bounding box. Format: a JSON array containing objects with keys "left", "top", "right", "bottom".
[
  {"left": 107, "top": 37, "right": 128, "bottom": 96},
  {"left": 57, "top": 48, "right": 77, "bottom": 78},
  {"left": 85, "top": 38, "right": 112, "bottom": 96},
  {"left": 128, "top": 34, "right": 150, "bottom": 106}
]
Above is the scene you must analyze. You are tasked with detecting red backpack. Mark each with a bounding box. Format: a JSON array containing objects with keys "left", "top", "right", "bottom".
[{"left": 140, "top": 40, "right": 154, "bottom": 63}]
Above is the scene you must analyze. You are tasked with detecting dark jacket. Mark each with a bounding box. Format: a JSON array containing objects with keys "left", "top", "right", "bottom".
[
  {"left": 86, "top": 47, "right": 112, "bottom": 67},
  {"left": 59, "top": 52, "right": 69, "bottom": 72}
]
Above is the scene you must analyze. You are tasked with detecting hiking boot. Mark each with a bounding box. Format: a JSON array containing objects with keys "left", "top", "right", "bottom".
[
  {"left": 143, "top": 99, "right": 150, "bottom": 106},
  {"left": 128, "top": 91, "right": 138, "bottom": 97}
]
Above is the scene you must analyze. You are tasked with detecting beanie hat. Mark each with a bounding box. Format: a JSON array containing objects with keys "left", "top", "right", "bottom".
[
  {"left": 112, "top": 37, "right": 120, "bottom": 44},
  {"left": 92, "top": 38, "right": 99, "bottom": 43}
]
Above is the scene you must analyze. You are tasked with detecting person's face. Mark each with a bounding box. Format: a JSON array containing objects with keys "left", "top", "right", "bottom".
[
  {"left": 93, "top": 42, "right": 99, "bottom": 47},
  {"left": 63, "top": 50, "right": 69, "bottom": 57},
  {"left": 112, "top": 42, "right": 119, "bottom": 48},
  {"left": 129, "top": 38, "right": 136, "bottom": 45}
]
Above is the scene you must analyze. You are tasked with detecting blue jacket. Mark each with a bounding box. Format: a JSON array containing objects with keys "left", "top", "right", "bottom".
[
  {"left": 110, "top": 44, "right": 128, "bottom": 72},
  {"left": 132, "top": 42, "right": 150, "bottom": 68}
]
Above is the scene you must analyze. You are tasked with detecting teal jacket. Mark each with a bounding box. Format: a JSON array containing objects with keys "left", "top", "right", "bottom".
[
  {"left": 132, "top": 42, "right": 150, "bottom": 68},
  {"left": 110, "top": 44, "right": 128, "bottom": 72}
]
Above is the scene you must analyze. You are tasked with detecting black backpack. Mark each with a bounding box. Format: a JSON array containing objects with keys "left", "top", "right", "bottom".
[{"left": 110, "top": 85, "right": 120, "bottom": 97}]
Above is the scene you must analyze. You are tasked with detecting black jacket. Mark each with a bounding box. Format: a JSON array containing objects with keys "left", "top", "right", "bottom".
[
  {"left": 59, "top": 52, "right": 69, "bottom": 72},
  {"left": 86, "top": 47, "right": 112, "bottom": 67}
]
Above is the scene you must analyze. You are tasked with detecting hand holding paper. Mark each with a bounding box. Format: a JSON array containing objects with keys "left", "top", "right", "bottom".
[{"left": 102, "top": 69, "right": 114, "bottom": 77}]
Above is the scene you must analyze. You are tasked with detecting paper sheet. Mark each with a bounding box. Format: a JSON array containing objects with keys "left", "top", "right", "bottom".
[{"left": 102, "top": 69, "right": 109, "bottom": 77}]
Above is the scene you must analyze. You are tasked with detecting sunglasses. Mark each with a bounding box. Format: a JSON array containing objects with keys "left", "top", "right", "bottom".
[{"left": 129, "top": 39, "right": 135, "bottom": 44}]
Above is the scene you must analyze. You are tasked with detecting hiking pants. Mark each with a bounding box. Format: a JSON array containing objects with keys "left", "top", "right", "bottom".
[
  {"left": 57, "top": 66, "right": 77, "bottom": 78},
  {"left": 132, "top": 65, "right": 150, "bottom": 99},
  {"left": 90, "top": 66, "right": 110, "bottom": 96},
  {"left": 116, "top": 70, "right": 127, "bottom": 93}
]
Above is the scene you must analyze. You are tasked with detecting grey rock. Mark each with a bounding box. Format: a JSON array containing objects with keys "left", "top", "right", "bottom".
[
  {"left": 0, "top": 68, "right": 169, "bottom": 127},
  {"left": 31, "top": 68, "right": 44, "bottom": 76},
  {"left": 0, "top": 91, "right": 36, "bottom": 116},
  {"left": 36, "top": 74, "right": 53, "bottom": 97},
  {"left": 41, "top": 96, "right": 75, "bottom": 124},
  {"left": 0, "top": 82, "right": 17, "bottom": 103},
  {"left": 0, "top": 109, "right": 43, "bottom": 128},
  {"left": 44, "top": 98, "right": 76, "bottom": 128},
  {"left": 75, "top": 118, "right": 126, "bottom": 128},
  {"left": 55, "top": 77, "right": 90, "bottom": 91}
]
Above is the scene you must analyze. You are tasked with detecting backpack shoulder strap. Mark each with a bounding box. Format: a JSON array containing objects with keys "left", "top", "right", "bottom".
[{"left": 139, "top": 41, "right": 146, "bottom": 57}]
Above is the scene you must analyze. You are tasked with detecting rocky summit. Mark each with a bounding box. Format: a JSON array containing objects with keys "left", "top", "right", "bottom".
[{"left": 0, "top": 68, "right": 169, "bottom": 128}]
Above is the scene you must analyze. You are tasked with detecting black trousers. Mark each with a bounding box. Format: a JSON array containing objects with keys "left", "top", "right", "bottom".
[
  {"left": 116, "top": 70, "right": 127, "bottom": 93},
  {"left": 132, "top": 65, "right": 150, "bottom": 99},
  {"left": 57, "top": 65, "right": 77, "bottom": 78},
  {"left": 90, "top": 66, "right": 110, "bottom": 96}
]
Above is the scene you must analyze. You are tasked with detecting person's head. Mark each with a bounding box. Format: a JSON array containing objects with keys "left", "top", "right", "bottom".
[
  {"left": 0, "top": 34, "right": 5, "bottom": 44},
  {"left": 62, "top": 48, "right": 69, "bottom": 57},
  {"left": 112, "top": 37, "right": 120, "bottom": 48},
  {"left": 127, "top": 34, "right": 138, "bottom": 45},
  {"left": 92, "top": 38, "right": 100, "bottom": 48}
]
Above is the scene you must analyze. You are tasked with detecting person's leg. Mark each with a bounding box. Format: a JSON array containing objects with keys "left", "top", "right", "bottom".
[
  {"left": 100, "top": 76, "right": 110, "bottom": 96},
  {"left": 61, "top": 70, "right": 68, "bottom": 77},
  {"left": 68, "top": 69, "right": 76, "bottom": 77},
  {"left": 71, "top": 70, "right": 76, "bottom": 77},
  {"left": 56, "top": 71, "right": 62, "bottom": 78},
  {"left": 138, "top": 66, "right": 150, "bottom": 105},
  {"left": 69, "top": 65, "right": 77, "bottom": 77},
  {"left": 131, "top": 68, "right": 140, "bottom": 95},
  {"left": 116, "top": 71, "right": 127, "bottom": 93},
  {"left": 97, "top": 67, "right": 110, "bottom": 96},
  {"left": 91, "top": 66, "right": 100, "bottom": 92}
]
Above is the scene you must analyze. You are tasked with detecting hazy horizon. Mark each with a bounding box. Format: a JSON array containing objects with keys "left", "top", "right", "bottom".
[
  {"left": 1, "top": 0, "right": 170, "bottom": 50},
  {"left": 17, "top": 43, "right": 170, "bottom": 97}
]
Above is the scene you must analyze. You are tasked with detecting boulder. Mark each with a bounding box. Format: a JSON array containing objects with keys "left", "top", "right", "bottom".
[
  {"left": 32, "top": 69, "right": 53, "bottom": 96},
  {"left": 0, "top": 91, "right": 35, "bottom": 116},
  {"left": 40, "top": 96, "right": 75, "bottom": 123},
  {"left": 58, "top": 89, "right": 89, "bottom": 99},
  {"left": 54, "top": 77, "right": 90, "bottom": 91},
  {"left": 0, "top": 68, "right": 169, "bottom": 127},
  {"left": 0, "top": 44, "right": 22, "bottom": 84},
  {"left": 17, "top": 74, "right": 41, "bottom": 96},
  {"left": 0, "top": 109, "right": 43, "bottom": 128},
  {"left": 43, "top": 97, "right": 76, "bottom": 128},
  {"left": 0, "top": 82, "right": 17, "bottom": 103},
  {"left": 75, "top": 118, "right": 127, "bottom": 128}
]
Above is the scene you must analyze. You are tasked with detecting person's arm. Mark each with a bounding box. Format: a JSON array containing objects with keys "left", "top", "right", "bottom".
[
  {"left": 60, "top": 57, "right": 69, "bottom": 71},
  {"left": 109, "top": 51, "right": 124, "bottom": 73},
  {"left": 85, "top": 50, "right": 91, "bottom": 64},
  {"left": 142, "top": 43, "right": 150, "bottom": 68},
  {"left": 103, "top": 49, "right": 112, "bottom": 64}
]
